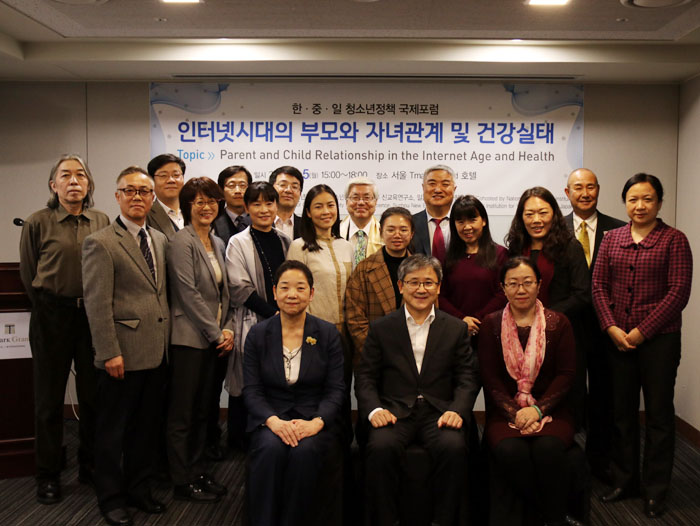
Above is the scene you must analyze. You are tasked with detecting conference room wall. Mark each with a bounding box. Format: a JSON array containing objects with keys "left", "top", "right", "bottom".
[{"left": 0, "top": 81, "right": 685, "bottom": 418}]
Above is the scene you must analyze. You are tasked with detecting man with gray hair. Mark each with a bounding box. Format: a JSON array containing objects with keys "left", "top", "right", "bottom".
[
  {"left": 20, "top": 154, "right": 109, "bottom": 505},
  {"left": 340, "top": 177, "right": 383, "bottom": 265},
  {"left": 355, "top": 254, "right": 480, "bottom": 526},
  {"left": 412, "top": 165, "right": 456, "bottom": 263}
]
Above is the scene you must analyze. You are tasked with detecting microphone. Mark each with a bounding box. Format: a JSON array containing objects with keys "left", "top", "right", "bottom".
[{"left": 13, "top": 218, "right": 24, "bottom": 226}]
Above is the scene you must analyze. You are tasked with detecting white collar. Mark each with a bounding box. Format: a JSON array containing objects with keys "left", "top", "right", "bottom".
[
  {"left": 573, "top": 211, "right": 598, "bottom": 232},
  {"left": 404, "top": 304, "right": 436, "bottom": 326}
]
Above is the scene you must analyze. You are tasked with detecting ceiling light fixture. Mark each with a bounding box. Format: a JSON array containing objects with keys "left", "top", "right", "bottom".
[
  {"left": 528, "top": 0, "right": 570, "bottom": 5},
  {"left": 161, "top": 0, "right": 201, "bottom": 4},
  {"left": 620, "top": 0, "right": 691, "bottom": 6}
]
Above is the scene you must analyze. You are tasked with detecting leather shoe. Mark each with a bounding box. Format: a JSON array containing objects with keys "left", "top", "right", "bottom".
[
  {"left": 197, "top": 473, "right": 227, "bottom": 496},
  {"left": 36, "top": 479, "right": 62, "bottom": 505},
  {"left": 644, "top": 499, "right": 666, "bottom": 518},
  {"left": 601, "top": 487, "right": 637, "bottom": 503},
  {"left": 127, "top": 494, "right": 166, "bottom": 514},
  {"left": 101, "top": 507, "right": 133, "bottom": 526},
  {"left": 174, "top": 483, "right": 220, "bottom": 502}
]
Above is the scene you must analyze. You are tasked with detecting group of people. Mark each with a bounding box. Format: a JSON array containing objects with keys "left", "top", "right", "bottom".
[{"left": 18, "top": 154, "right": 692, "bottom": 526}]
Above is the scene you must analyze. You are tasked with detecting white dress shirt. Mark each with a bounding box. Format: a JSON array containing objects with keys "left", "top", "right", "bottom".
[
  {"left": 368, "top": 305, "right": 436, "bottom": 422},
  {"left": 573, "top": 211, "right": 598, "bottom": 260},
  {"left": 425, "top": 209, "right": 451, "bottom": 251},
  {"left": 274, "top": 215, "right": 295, "bottom": 240},
  {"left": 158, "top": 200, "right": 185, "bottom": 230}
]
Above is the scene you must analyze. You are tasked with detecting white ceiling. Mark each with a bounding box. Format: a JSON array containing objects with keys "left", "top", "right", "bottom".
[{"left": 3, "top": 0, "right": 700, "bottom": 82}]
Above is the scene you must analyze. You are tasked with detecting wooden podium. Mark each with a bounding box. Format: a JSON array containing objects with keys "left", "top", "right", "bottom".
[{"left": 0, "top": 262, "right": 34, "bottom": 478}]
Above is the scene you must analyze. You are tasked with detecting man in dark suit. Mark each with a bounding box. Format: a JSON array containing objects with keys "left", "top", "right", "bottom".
[
  {"left": 564, "top": 167, "right": 626, "bottom": 483},
  {"left": 355, "top": 254, "right": 480, "bottom": 526},
  {"left": 82, "top": 167, "right": 170, "bottom": 526},
  {"left": 270, "top": 165, "right": 303, "bottom": 240},
  {"left": 146, "top": 153, "right": 186, "bottom": 240},
  {"left": 212, "top": 165, "right": 252, "bottom": 245},
  {"left": 412, "top": 165, "right": 456, "bottom": 263}
]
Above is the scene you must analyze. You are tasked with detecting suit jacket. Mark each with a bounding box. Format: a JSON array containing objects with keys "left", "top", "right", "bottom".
[
  {"left": 167, "top": 225, "right": 234, "bottom": 349},
  {"left": 564, "top": 211, "right": 627, "bottom": 274},
  {"left": 292, "top": 214, "right": 302, "bottom": 239},
  {"left": 339, "top": 215, "right": 383, "bottom": 258},
  {"left": 82, "top": 221, "right": 170, "bottom": 371},
  {"left": 355, "top": 308, "right": 480, "bottom": 423},
  {"left": 213, "top": 211, "right": 251, "bottom": 245},
  {"left": 242, "top": 314, "right": 345, "bottom": 431},
  {"left": 411, "top": 210, "right": 431, "bottom": 256},
  {"left": 345, "top": 248, "right": 399, "bottom": 358},
  {"left": 147, "top": 200, "right": 179, "bottom": 241}
]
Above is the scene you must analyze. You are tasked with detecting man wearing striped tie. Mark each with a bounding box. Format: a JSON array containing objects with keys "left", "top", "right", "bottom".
[
  {"left": 340, "top": 178, "right": 383, "bottom": 265},
  {"left": 564, "top": 167, "right": 626, "bottom": 487}
]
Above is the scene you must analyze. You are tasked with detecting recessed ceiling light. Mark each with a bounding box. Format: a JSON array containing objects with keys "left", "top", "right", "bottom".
[
  {"left": 528, "top": 0, "right": 570, "bottom": 5},
  {"left": 512, "top": 39, "right": 524, "bottom": 42},
  {"left": 620, "top": 0, "right": 690, "bottom": 6},
  {"left": 161, "top": 0, "right": 201, "bottom": 4}
]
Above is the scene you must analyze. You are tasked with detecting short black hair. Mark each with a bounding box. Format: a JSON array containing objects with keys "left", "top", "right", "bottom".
[
  {"left": 244, "top": 181, "right": 279, "bottom": 206},
  {"left": 218, "top": 165, "right": 252, "bottom": 189},
  {"left": 499, "top": 256, "right": 542, "bottom": 284},
  {"left": 147, "top": 154, "right": 186, "bottom": 178},
  {"left": 621, "top": 173, "right": 664, "bottom": 202},
  {"left": 274, "top": 260, "right": 314, "bottom": 289},
  {"left": 179, "top": 177, "right": 225, "bottom": 225},
  {"left": 379, "top": 207, "right": 414, "bottom": 232},
  {"left": 269, "top": 166, "right": 304, "bottom": 191}
]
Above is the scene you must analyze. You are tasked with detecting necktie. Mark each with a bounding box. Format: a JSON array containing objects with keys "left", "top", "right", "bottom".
[
  {"left": 354, "top": 230, "right": 367, "bottom": 266},
  {"left": 431, "top": 218, "right": 446, "bottom": 263},
  {"left": 139, "top": 229, "right": 156, "bottom": 280},
  {"left": 577, "top": 221, "right": 591, "bottom": 267},
  {"left": 233, "top": 215, "right": 245, "bottom": 233}
]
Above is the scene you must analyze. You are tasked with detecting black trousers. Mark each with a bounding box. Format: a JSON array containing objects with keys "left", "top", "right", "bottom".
[
  {"left": 247, "top": 413, "right": 335, "bottom": 526},
  {"left": 166, "top": 344, "right": 217, "bottom": 485},
  {"left": 205, "top": 352, "right": 229, "bottom": 447},
  {"left": 94, "top": 361, "right": 166, "bottom": 512},
  {"left": 490, "top": 436, "right": 568, "bottom": 525},
  {"left": 585, "top": 328, "right": 615, "bottom": 473},
  {"left": 364, "top": 400, "right": 467, "bottom": 526},
  {"left": 29, "top": 292, "right": 97, "bottom": 481},
  {"left": 608, "top": 331, "right": 681, "bottom": 501}
]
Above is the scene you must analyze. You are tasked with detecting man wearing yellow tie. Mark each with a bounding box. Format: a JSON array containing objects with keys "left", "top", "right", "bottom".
[{"left": 564, "top": 168, "right": 626, "bottom": 486}]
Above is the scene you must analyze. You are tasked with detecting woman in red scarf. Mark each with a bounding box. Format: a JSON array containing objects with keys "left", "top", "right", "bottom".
[{"left": 478, "top": 256, "right": 578, "bottom": 526}]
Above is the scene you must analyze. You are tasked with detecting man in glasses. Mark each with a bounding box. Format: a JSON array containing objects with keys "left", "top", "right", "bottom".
[
  {"left": 213, "top": 165, "right": 253, "bottom": 244},
  {"left": 20, "top": 154, "right": 109, "bottom": 505},
  {"left": 146, "top": 153, "right": 186, "bottom": 240},
  {"left": 340, "top": 177, "right": 383, "bottom": 265},
  {"left": 82, "top": 166, "right": 170, "bottom": 526},
  {"left": 355, "top": 254, "right": 480, "bottom": 526},
  {"left": 269, "top": 165, "right": 304, "bottom": 240}
]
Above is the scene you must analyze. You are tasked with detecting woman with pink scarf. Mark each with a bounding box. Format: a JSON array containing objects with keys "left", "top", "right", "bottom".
[{"left": 478, "top": 256, "right": 578, "bottom": 526}]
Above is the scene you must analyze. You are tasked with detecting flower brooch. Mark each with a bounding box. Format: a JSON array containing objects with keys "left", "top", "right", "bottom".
[{"left": 305, "top": 336, "right": 317, "bottom": 346}]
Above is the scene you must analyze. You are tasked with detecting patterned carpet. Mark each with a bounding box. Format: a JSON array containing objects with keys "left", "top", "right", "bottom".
[{"left": 1, "top": 419, "right": 700, "bottom": 525}]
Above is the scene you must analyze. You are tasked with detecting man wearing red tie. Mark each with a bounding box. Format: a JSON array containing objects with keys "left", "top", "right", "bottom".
[{"left": 411, "top": 165, "right": 456, "bottom": 264}]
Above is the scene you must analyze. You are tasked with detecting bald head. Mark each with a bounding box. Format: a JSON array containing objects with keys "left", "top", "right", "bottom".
[{"left": 565, "top": 168, "right": 600, "bottom": 219}]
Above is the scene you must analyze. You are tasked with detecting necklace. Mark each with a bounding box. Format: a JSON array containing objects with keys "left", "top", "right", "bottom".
[
  {"left": 282, "top": 345, "right": 303, "bottom": 384},
  {"left": 250, "top": 228, "right": 275, "bottom": 289}
]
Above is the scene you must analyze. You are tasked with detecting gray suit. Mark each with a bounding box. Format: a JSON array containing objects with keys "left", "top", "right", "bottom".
[
  {"left": 147, "top": 199, "right": 178, "bottom": 241},
  {"left": 167, "top": 225, "right": 233, "bottom": 349},
  {"left": 82, "top": 219, "right": 170, "bottom": 511},
  {"left": 83, "top": 221, "right": 170, "bottom": 370}
]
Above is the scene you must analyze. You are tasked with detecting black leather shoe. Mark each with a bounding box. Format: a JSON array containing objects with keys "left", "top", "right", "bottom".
[
  {"left": 101, "top": 507, "right": 133, "bottom": 526},
  {"left": 601, "top": 487, "right": 637, "bottom": 503},
  {"left": 36, "top": 479, "right": 62, "bottom": 505},
  {"left": 173, "top": 483, "right": 220, "bottom": 502},
  {"left": 644, "top": 499, "right": 666, "bottom": 519},
  {"left": 127, "top": 494, "right": 166, "bottom": 514},
  {"left": 78, "top": 465, "right": 95, "bottom": 486},
  {"left": 197, "top": 473, "right": 227, "bottom": 496}
]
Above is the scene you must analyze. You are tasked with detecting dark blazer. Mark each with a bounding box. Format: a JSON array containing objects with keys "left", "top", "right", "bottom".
[
  {"left": 292, "top": 214, "right": 302, "bottom": 240},
  {"left": 354, "top": 307, "right": 480, "bottom": 423},
  {"left": 242, "top": 314, "right": 345, "bottom": 432},
  {"left": 82, "top": 221, "right": 170, "bottom": 371},
  {"left": 544, "top": 238, "right": 591, "bottom": 318},
  {"left": 147, "top": 200, "right": 178, "bottom": 241},
  {"left": 213, "top": 211, "right": 251, "bottom": 245},
  {"left": 411, "top": 210, "right": 431, "bottom": 256},
  {"left": 564, "top": 211, "right": 627, "bottom": 273}
]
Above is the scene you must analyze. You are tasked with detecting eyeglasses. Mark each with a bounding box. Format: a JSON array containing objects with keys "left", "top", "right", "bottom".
[
  {"left": 117, "top": 187, "right": 154, "bottom": 198},
  {"left": 401, "top": 279, "right": 438, "bottom": 291},
  {"left": 503, "top": 280, "right": 538, "bottom": 291},
  {"left": 275, "top": 182, "right": 301, "bottom": 192},
  {"left": 347, "top": 194, "right": 376, "bottom": 204},
  {"left": 192, "top": 199, "right": 219, "bottom": 209},
  {"left": 382, "top": 227, "right": 412, "bottom": 236},
  {"left": 153, "top": 172, "right": 183, "bottom": 180},
  {"left": 225, "top": 181, "right": 249, "bottom": 190}
]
